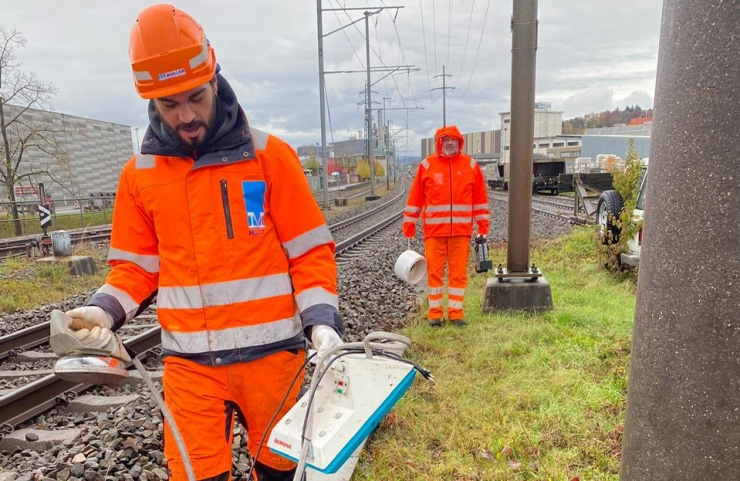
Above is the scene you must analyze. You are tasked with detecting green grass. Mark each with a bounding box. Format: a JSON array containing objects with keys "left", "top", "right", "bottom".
[
  {"left": 356, "top": 227, "right": 636, "bottom": 480},
  {"left": 0, "top": 243, "right": 109, "bottom": 312},
  {"left": 0, "top": 209, "right": 114, "bottom": 238}
]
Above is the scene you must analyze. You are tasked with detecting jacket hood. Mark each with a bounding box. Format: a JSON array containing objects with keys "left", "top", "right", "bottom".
[
  {"left": 140, "top": 73, "right": 251, "bottom": 160},
  {"left": 435, "top": 125, "right": 465, "bottom": 156}
]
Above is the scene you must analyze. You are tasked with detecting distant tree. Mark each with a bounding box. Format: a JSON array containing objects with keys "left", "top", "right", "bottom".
[
  {"left": 304, "top": 158, "right": 320, "bottom": 175},
  {"left": 0, "top": 29, "right": 73, "bottom": 235},
  {"left": 357, "top": 160, "right": 370, "bottom": 180},
  {"left": 373, "top": 159, "right": 385, "bottom": 177}
]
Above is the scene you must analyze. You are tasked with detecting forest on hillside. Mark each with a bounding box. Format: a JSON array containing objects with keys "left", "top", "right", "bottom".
[{"left": 562, "top": 105, "right": 653, "bottom": 134}]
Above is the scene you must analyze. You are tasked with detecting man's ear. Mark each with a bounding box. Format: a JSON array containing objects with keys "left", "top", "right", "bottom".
[{"left": 211, "top": 75, "right": 218, "bottom": 96}]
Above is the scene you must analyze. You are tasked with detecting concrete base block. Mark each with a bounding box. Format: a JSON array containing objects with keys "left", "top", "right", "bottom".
[
  {"left": 364, "top": 195, "right": 380, "bottom": 201},
  {"left": 482, "top": 276, "right": 553, "bottom": 313},
  {"left": 35, "top": 256, "right": 97, "bottom": 276},
  {"left": 66, "top": 394, "right": 139, "bottom": 413},
  {"left": 0, "top": 428, "right": 82, "bottom": 452}
]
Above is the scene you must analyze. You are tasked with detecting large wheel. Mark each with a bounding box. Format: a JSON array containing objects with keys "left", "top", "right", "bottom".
[{"left": 597, "top": 190, "right": 623, "bottom": 245}]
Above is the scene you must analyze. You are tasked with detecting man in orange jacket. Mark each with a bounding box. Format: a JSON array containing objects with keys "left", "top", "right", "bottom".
[
  {"left": 403, "top": 125, "right": 490, "bottom": 327},
  {"left": 61, "top": 5, "right": 343, "bottom": 481}
]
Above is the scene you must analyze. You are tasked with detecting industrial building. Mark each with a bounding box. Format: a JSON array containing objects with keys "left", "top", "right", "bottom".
[
  {"left": 1, "top": 104, "right": 133, "bottom": 204},
  {"left": 580, "top": 123, "right": 652, "bottom": 161}
]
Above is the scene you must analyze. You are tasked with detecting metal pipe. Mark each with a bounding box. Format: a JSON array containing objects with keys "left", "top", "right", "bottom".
[{"left": 506, "top": 0, "right": 538, "bottom": 273}]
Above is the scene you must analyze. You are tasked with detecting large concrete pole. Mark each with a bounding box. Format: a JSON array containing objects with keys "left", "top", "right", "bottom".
[
  {"left": 506, "top": 0, "right": 537, "bottom": 273},
  {"left": 620, "top": 1, "right": 740, "bottom": 479}
]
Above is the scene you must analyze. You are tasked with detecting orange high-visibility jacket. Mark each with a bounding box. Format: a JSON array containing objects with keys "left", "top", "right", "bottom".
[
  {"left": 87, "top": 83, "right": 339, "bottom": 366},
  {"left": 403, "top": 125, "right": 490, "bottom": 238}
]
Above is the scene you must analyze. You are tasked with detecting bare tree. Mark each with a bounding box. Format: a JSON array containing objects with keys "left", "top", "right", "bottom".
[{"left": 0, "top": 29, "right": 73, "bottom": 236}]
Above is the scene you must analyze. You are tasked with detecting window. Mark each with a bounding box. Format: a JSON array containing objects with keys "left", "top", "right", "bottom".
[
  {"left": 538, "top": 143, "right": 550, "bottom": 148},
  {"left": 567, "top": 141, "right": 580, "bottom": 146},
  {"left": 504, "top": 146, "right": 509, "bottom": 151},
  {"left": 552, "top": 142, "right": 565, "bottom": 147},
  {"left": 503, "top": 118, "right": 510, "bottom": 124}
]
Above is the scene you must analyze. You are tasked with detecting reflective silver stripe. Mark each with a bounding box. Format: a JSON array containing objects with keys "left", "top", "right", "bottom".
[
  {"left": 404, "top": 206, "right": 421, "bottom": 214},
  {"left": 283, "top": 224, "right": 333, "bottom": 260},
  {"left": 135, "top": 154, "right": 156, "bottom": 170},
  {"left": 134, "top": 70, "right": 152, "bottom": 81},
  {"left": 403, "top": 216, "right": 417, "bottom": 223},
  {"left": 473, "top": 204, "right": 489, "bottom": 211},
  {"left": 250, "top": 127, "right": 269, "bottom": 151},
  {"left": 158, "top": 274, "right": 293, "bottom": 309},
  {"left": 474, "top": 214, "right": 489, "bottom": 221},
  {"left": 107, "top": 247, "right": 160, "bottom": 273},
  {"left": 189, "top": 37, "right": 209, "bottom": 69},
  {"left": 295, "top": 286, "right": 339, "bottom": 312},
  {"left": 421, "top": 159, "right": 430, "bottom": 169},
  {"left": 428, "top": 287, "right": 443, "bottom": 295},
  {"left": 448, "top": 287, "right": 465, "bottom": 296},
  {"left": 448, "top": 300, "right": 464, "bottom": 309},
  {"left": 424, "top": 216, "right": 473, "bottom": 225},
  {"left": 470, "top": 158, "right": 476, "bottom": 168},
  {"left": 425, "top": 204, "right": 472, "bottom": 213},
  {"left": 161, "top": 316, "right": 302, "bottom": 353},
  {"left": 97, "top": 284, "right": 140, "bottom": 321},
  {"left": 428, "top": 299, "right": 441, "bottom": 308}
]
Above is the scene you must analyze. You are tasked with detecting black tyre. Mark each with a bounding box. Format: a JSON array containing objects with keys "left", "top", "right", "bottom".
[{"left": 597, "top": 190, "right": 623, "bottom": 244}]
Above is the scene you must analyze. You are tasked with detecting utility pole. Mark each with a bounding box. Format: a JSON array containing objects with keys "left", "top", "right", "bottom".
[
  {"left": 364, "top": 11, "right": 377, "bottom": 197},
  {"left": 431, "top": 66, "right": 455, "bottom": 127},
  {"left": 316, "top": 0, "right": 330, "bottom": 209},
  {"left": 482, "top": 0, "right": 552, "bottom": 314}
]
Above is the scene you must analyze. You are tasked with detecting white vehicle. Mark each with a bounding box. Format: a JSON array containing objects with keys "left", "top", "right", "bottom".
[{"left": 597, "top": 159, "right": 648, "bottom": 267}]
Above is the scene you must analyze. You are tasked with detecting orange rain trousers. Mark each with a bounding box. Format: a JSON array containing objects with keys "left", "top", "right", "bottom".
[
  {"left": 424, "top": 236, "right": 470, "bottom": 321},
  {"left": 163, "top": 350, "right": 306, "bottom": 480}
]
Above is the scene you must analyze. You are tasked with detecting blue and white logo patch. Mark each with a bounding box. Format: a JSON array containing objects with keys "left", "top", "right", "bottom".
[
  {"left": 242, "top": 181, "right": 266, "bottom": 235},
  {"left": 158, "top": 68, "right": 186, "bottom": 81}
]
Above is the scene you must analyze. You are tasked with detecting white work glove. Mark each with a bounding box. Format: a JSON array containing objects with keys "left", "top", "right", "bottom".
[
  {"left": 310, "top": 325, "right": 343, "bottom": 360},
  {"left": 65, "top": 306, "right": 115, "bottom": 350}
]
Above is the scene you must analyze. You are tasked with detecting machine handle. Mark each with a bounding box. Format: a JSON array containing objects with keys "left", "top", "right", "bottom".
[{"left": 69, "top": 318, "right": 100, "bottom": 331}]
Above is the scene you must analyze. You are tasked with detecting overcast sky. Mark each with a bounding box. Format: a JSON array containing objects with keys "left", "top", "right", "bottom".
[{"left": 1, "top": 1, "right": 663, "bottom": 157}]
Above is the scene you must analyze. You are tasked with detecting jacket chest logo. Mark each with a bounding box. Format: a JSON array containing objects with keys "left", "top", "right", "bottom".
[
  {"left": 433, "top": 173, "right": 444, "bottom": 185},
  {"left": 242, "top": 181, "right": 266, "bottom": 235}
]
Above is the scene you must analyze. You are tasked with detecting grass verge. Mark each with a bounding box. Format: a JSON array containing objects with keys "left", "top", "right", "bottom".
[
  {"left": 0, "top": 243, "right": 109, "bottom": 312},
  {"left": 356, "top": 227, "right": 636, "bottom": 480}
]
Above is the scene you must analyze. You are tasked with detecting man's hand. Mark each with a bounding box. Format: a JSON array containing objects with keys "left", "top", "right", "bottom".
[
  {"left": 65, "top": 306, "right": 114, "bottom": 350},
  {"left": 476, "top": 234, "right": 487, "bottom": 243},
  {"left": 310, "top": 325, "right": 343, "bottom": 360}
]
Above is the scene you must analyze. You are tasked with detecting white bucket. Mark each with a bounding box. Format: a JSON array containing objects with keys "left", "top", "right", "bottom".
[{"left": 394, "top": 250, "right": 427, "bottom": 285}]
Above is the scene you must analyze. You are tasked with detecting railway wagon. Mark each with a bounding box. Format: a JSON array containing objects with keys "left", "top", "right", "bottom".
[{"left": 485, "top": 155, "right": 566, "bottom": 194}]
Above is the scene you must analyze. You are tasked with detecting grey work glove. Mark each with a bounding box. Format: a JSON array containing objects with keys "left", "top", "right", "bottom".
[
  {"left": 310, "top": 325, "right": 343, "bottom": 360},
  {"left": 65, "top": 306, "right": 114, "bottom": 349}
]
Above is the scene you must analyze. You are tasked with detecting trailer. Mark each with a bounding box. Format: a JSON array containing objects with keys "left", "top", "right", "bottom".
[{"left": 484, "top": 155, "right": 566, "bottom": 194}]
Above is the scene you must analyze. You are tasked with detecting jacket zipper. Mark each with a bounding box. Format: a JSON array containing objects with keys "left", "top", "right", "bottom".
[
  {"left": 220, "top": 179, "right": 234, "bottom": 239},
  {"left": 448, "top": 158, "right": 454, "bottom": 235}
]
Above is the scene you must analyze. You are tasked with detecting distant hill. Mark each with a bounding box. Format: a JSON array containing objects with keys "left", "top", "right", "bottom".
[{"left": 562, "top": 105, "right": 654, "bottom": 135}]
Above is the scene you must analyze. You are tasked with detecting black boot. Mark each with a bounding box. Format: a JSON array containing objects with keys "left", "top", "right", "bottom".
[{"left": 252, "top": 461, "right": 297, "bottom": 481}]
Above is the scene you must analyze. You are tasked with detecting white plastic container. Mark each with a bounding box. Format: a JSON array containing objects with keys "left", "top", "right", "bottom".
[{"left": 394, "top": 250, "right": 427, "bottom": 285}]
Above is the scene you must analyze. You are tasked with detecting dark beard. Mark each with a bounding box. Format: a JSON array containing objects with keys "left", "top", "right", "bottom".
[{"left": 163, "top": 101, "right": 218, "bottom": 152}]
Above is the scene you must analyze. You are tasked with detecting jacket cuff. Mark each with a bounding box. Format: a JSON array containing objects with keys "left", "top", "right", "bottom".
[
  {"left": 86, "top": 293, "right": 126, "bottom": 332},
  {"left": 301, "top": 304, "right": 344, "bottom": 339}
]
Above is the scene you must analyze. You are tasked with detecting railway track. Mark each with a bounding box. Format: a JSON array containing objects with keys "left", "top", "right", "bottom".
[
  {"left": 0, "top": 186, "right": 407, "bottom": 429},
  {"left": 488, "top": 190, "right": 594, "bottom": 225}
]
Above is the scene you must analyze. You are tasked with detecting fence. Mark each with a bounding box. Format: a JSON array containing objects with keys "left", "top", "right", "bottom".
[{"left": 0, "top": 193, "right": 116, "bottom": 239}]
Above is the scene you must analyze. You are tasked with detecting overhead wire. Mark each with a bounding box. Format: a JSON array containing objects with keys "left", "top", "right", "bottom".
[
  {"left": 460, "top": 0, "right": 492, "bottom": 98},
  {"left": 418, "top": 0, "right": 434, "bottom": 101},
  {"left": 456, "top": 0, "right": 476, "bottom": 80},
  {"left": 432, "top": 0, "right": 438, "bottom": 75},
  {"left": 326, "top": 0, "right": 365, "bottom": 68},
  {"left": 446, "top": 0, "right": 452, "bottom": 70}
]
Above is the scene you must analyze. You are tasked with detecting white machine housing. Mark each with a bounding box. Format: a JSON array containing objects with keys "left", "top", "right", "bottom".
[{"left": 268, "top": 353, "right": 416, "bottom": 474}]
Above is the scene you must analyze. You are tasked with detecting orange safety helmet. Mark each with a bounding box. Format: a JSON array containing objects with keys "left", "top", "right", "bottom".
[{"left": 129, "top": 4, "right": 217, "bottom": 99}]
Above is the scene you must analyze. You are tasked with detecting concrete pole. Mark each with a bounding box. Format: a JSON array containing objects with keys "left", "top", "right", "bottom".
[
  {"left": 317, "top": 0, "right": 330, "bottom": 208},
  {"left": 506, "top": 0, "right": 537, "bottom": 273},
  {"left": 620, "top": 1, "right": 740, "bottom": 479},
  {"left": 365, "top": 12, "right": 376, "bottom": 196}
]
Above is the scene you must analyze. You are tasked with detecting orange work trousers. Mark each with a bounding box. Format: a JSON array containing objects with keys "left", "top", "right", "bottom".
[
  {"left": 424, "top": 236, "right": 470, "bottom": 321},
  {"left": 162, "top": 350, "right": 305, "bottom": 480}
]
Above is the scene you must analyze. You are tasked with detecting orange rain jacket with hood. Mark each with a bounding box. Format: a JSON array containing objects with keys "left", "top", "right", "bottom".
[
  {"left": 86, "top": 74, "right": 342, "bottom": 366},
  {"left": 403, "top": 125, "right": 490, "bottom": 239}
]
